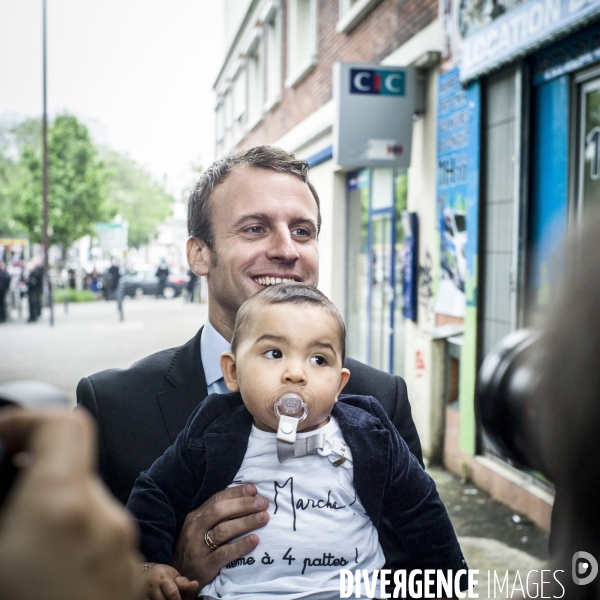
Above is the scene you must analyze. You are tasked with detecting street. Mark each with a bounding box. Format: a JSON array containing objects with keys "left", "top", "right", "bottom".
[
  {"left": 0, "top": 296, "right": 208, "bottom": 405},
  {"left": 0, "top": 297, "right": 550, "bottom": 597}
]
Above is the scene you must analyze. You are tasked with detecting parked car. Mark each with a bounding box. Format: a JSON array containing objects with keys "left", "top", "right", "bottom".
[{"left": 119, "top": 268, "right": 185, "bottom": 299}]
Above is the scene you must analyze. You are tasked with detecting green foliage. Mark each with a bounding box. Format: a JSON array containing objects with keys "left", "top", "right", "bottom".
[
  {"left": 0, "top": 118, "right": 37, "bottom": 236},
  {"left": 54, "top": 288, "right": 97, "bottom": 303},
  {"left": 102, "top": 150, "right": 173, "bottom": 248},
  {"left": 0, "top": 114, "right": 174, "bottom": 251},
  {"left": 0, "top": 114, "right": 114, "bottom": 246}
]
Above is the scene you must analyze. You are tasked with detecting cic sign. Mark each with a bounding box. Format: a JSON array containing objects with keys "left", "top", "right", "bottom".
[
  {"left": 334, "top": 63, "right": 421, "bottom": 169},
  {"left": 349, "top": 68, "right": 405, "bottom": 96}
]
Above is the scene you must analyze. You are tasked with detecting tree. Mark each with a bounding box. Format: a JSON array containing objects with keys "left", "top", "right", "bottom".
[
  {"left": 0, "top": 114, "right": 114, "bottom": 247},
  {"left": 102, "top": 150, "right": 173, "bottom": 249},
  {"left": 0, "top": 118, "right": 39, "bottom": 236}
]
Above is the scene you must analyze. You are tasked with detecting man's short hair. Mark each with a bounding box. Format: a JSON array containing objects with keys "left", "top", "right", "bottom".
[
  {"left": 187, "top": 145, "right": 321, "bottom": 249},
  {"left": 231, "top": 283, "right": 346, "bottom": 363}
]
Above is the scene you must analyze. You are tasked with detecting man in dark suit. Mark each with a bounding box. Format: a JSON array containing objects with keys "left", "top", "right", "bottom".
[
  {"left": 26, "top": 259, "right": 44, "bottom": 322},
  {"left": 77, "top": 146, "right": 423, "bottom": 590}
]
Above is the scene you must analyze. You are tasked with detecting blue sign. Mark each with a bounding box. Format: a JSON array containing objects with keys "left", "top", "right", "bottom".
[
  {"left": 402, "top": 212, "right": 418, "bottom": 321},
  {"left": 435, "top": 69, "right": 480, "bottom": 317},
  {"left": 349, "top": 68, "right": 405, "bottom": 96},
  {"left": 461, "top": 0, "right": 600, "bottom": 82}
]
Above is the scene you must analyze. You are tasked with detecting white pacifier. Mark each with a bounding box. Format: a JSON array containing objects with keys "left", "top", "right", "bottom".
[{"left": 274, "top": 392, "right": 308, "bottom": 444}]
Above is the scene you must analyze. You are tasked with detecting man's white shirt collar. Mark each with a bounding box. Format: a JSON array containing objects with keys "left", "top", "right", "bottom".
[{"left": 200, "top": 319, "right": 231, "bottom": 395}]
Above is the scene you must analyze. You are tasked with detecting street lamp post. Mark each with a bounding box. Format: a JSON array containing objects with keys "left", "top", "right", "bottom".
[{"left": 42, "top": 0, "right": 54, "bottom": 326}]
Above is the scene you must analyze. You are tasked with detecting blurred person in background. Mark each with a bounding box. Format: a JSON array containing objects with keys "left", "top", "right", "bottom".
[
  {"left": 90, "top": 267, "right": 100, "bottom": 293},
  {"left": 0, "top": 261, "right": 10, "bottom": 323},
  {"left": 186, "top": 267, "right": 198, "bottom": 303},
  {"left": 155, "top": 260, "right": 170, "bottom": 299},
  {"left": 0, "top": 408, "right": 142, "bottom": 600},
  {"left": 25, "top": 257, "right": 44, "bottom": 323},
  {"left": 107, "top": 259, "right": 121, "bottom": 300},
  {"left": 67, "top": 267, "right": 76, "bottom": 289}
]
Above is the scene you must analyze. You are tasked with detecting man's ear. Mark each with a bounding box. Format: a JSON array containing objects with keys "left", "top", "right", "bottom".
[
  {"left": 220, "top": 352, "right": 240, "bottom": 392},
  {"left": 335, "top": 368, "right": 351, "bottom": 401},
  {"left": 187, "top": 236, "right": 211, "bottom": 277}
]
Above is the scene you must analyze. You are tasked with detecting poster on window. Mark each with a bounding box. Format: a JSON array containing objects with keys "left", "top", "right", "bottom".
[{"left": 434, "top": 68, "right": 478, "bottom": 318}]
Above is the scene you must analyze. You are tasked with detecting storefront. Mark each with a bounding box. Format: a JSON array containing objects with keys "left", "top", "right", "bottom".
[{"left": 444, "top": 0, "right": 600, "bottom": 526}]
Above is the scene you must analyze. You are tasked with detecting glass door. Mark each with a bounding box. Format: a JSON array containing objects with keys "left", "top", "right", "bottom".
[
  {"left": 369, "top": 211, "right": 393, "bottom": 372},
  {"left": 346, "top": 171, "right": 370, "bottom": 364},
  {"left": 346, "top": 169, "right": 405, "bottom": 375}
]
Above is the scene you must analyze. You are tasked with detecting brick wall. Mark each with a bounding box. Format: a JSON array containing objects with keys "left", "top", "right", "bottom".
[{"left": 233, "top": 0, "right": 437, "bottom": 151}]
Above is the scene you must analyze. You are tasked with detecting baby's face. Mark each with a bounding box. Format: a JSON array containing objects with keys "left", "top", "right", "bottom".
[{"left": 220, "top": 303, "right": 350, "bottom": 432}]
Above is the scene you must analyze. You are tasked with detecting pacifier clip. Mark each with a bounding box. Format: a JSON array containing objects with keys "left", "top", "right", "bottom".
[
  {"left": 276, "top": 430, "right": 353, "bottom": 466},
  {"left": 274, "top": 392, "right": 353, "bottom": 466}
]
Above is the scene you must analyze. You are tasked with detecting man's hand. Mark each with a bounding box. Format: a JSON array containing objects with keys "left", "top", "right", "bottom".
[
  {"left": 172, "top": 484, "right": 269, "bottom": 591},
  {"left": 0, "top": 409, "right": 143, "bottom": 600}
]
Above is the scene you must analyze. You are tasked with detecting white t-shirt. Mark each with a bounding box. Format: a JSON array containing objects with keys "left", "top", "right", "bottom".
[{"left": 200, "top": 417, "right": 385, "bottom": 600}]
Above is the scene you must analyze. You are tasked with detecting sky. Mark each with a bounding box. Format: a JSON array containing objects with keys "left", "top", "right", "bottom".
[{"left": 0, "top": 0, "right": 224, "bottom": 199}]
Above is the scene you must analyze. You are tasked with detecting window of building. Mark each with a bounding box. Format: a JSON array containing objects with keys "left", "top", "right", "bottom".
[
  {"left": 223, "top": 89, "right": 233, "bottom": 147},
  {"left": 215, "top": 101, "right": 225, "bottom": 144},
  {"left": 286, "top": 0, "right": 317, "bottom": 88},
  {"left": 246, "top": 34, "right": 264, "bottom": 128},
  {"left": 337, "top": 0, "right": 383, "bottom": 34},
  {"left": 232, "top": 67, "right": 246, "bottom": 124},
  {"left": 231, "top": 66, "right": 246, "bottom": 142},
  {"left": 265, "top": 9, "right": 282, "bottom": 109}
]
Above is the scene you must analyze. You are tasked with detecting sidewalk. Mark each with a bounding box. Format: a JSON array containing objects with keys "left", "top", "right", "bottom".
[
  {"left": 0, "top": 298, "right": 551, "bottom": 597},
  {"left": 430, "top": 465, "right": 549, "bottom": 597}
]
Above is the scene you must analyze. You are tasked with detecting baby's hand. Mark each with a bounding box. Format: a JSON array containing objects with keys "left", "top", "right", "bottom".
[{"left": 140, "top": 563, "right": 199, "bottom": 600}]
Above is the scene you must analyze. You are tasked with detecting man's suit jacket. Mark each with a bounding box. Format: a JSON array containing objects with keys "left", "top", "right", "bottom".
[{"left": 77, "top": 326, "right": 423, "bottom": 505}]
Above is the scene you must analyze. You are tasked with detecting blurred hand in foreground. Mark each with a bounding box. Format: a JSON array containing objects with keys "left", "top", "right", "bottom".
[{"left": 0, "top": 409, "right": 143, "bottom": 600}]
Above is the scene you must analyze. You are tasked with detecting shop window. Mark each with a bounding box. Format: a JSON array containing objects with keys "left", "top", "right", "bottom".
[
  {"left": 526, "top": 66, "right": 600, "bottom": 326},
  {"left": 286, "top": 0, "right": 317, "bottom": 88},
  {"left": 576, "top": 70, "right": 600, "bottom": 214}
]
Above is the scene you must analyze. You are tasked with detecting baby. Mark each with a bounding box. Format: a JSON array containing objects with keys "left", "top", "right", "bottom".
[{"left": 127, "top": 283, "right": 466, "bottom": 600}]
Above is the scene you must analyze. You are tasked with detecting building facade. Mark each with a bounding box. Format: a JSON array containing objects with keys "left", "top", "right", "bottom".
[
  {"left": 214, "top": 0, "right": 446, "bottom": 462},
  {"left": 213, "top": 0, "right": 600, "bottom": 529}
]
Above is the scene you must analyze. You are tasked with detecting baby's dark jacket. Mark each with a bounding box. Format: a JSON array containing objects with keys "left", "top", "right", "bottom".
[{"left": 127, "top": 393, "right": 467, "bottom": 579}]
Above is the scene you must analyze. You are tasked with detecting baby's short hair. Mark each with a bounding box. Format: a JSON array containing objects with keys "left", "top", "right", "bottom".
[{"left": 231, "top": 283, "right": 346, "bottom": 362}]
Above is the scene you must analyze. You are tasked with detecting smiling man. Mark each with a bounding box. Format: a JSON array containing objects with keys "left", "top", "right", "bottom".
[{"left": 77, "top": 146, "right": 424, "bottom": 591}]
